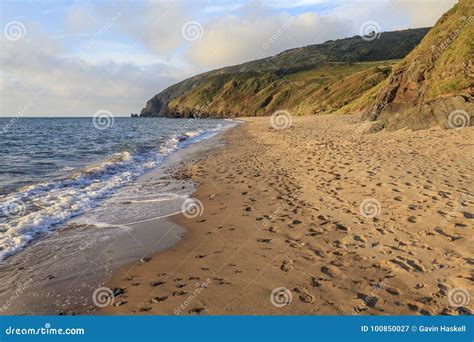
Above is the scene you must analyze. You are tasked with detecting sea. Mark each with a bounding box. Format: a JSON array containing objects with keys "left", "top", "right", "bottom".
[{"left": 0, "top": 117, "right": 236, "bottom": 313}]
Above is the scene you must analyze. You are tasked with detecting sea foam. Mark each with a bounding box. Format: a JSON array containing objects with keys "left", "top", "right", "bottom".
[{"left": 0, "top": 125, "right": 229, "bottom": 260}]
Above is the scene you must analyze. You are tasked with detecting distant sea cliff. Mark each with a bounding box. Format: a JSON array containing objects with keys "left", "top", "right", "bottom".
[{"left": 135, "top": 0, "right": 473, "bottom": 131}]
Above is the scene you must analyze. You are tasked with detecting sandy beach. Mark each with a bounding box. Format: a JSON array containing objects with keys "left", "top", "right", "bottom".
[{"left": 99, "top": 115, "right": 473, "bottom": 316}]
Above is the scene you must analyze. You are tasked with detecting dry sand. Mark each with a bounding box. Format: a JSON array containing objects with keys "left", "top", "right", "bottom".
[{"left": 100, "top": 115, "right": 473, "bottom": 315}]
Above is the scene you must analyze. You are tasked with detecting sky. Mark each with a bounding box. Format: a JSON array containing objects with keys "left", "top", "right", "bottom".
[{"left": 0, "top": 0, "right": 457, "bottom": 117}]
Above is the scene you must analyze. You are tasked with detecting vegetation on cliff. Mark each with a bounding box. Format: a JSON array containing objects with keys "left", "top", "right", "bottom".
[
  {"left": 342, "top": 0, "right": 473, "bottom": 130},
  {"left": 140, "top": 28, "right": 429, "bottom": 118},
  {"left": 139, "top": 0, "right": 472, "bottom": 131}
]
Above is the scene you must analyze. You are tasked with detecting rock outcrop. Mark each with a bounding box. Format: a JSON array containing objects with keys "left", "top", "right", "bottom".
[
  {"left": 364, "top": 0, "right": 473, "bottom": 130},
  {"left": 139, "top": 28, "right": 430, "bottom": 118}
]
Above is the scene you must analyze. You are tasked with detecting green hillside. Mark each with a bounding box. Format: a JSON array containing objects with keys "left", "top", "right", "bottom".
[
  {"left": 139, "top": 28, "right": 429, "bottom": 118},
  {"left": 345, "top": 0, "right": 473, "bottom": 130}
]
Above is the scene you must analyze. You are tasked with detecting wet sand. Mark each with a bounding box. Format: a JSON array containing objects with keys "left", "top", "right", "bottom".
[
  {"left": 100, "top": 115, "right": 473, "bottom": 315},
  {"left": 0, "top": 130, "right": 228, "bottom": 315}
]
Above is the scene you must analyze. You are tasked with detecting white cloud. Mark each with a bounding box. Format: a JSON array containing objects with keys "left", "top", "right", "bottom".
[
  {"left": 326, "top": 0, "right": 457, "bottom": 30},
  {"left": 66, "top": 5, "right": 99, "bottom": 33},
  {"left": 118, "top": 1, "right": 196, "bottom": 56},
  {"left": 185, "top": 0, "right": 456, "bottom": 68},
  {"left": 0, "top": 0, "right": 458, "bottom": 116},
  {"left": 388, "top": 0, "right": 457, "bottom": 28},
  {"left": 188, "top": 11, "right": 351, "bottom": 68},
  {"left": 263, "top": 0, "right": 331, "bottom": 8},
  {"left": 0, "top": 34, "right": 186, "bottom": 117}
]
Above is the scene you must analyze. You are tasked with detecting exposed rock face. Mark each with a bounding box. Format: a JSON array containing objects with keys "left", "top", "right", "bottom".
[
  {"left": 139, "top": 77, "right": 202, "bottom": 117},
  {"left": 139, "top": 28, "right": 430, "bottom": 118},
  {"left": 365, "top": 0, "right": 473, "bottom": 130},
  {"left": 140, "top": 97, "right": 163, "bottom": 117}
]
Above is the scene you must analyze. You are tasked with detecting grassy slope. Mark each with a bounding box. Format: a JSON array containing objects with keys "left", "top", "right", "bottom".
[
  {"left": 346, "top": 0, "right": 473, "bottom": 130},
  {"left": 140, "top": 28, "right": 430, "bottom": 117},
  {"left": 426, "top": 2, "right": 473, "bottom": 99},
  {"left": 169, "top": 62, "right": 394, "bottom": 117}
]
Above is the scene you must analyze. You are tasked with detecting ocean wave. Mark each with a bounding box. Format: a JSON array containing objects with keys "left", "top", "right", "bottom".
[{"left": 0, "top": 125, "right": 231, "bottom": 260}]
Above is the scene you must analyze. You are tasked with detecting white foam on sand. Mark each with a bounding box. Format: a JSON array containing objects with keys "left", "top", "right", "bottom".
[{"left": 0, "top": 123, "right": 236, "bottom": 260}]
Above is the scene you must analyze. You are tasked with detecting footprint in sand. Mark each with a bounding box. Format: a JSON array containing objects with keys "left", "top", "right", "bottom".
[
  {"left": 462, "top": 211, "right": 473, "bottom": 219},
  {"left": 434, "top": 228, "right": 462, "bottom": 241},
  {"left": 357, "top": 293, "right": 378, "bottom": 308},
  {"left": 280, "top": 260, "right": 294, "bottom": 272},
  {"left": 321, "top": 266, "right": 335, "bottom": 277},
  {"left": 311, "top": 276, "right": 322, "bottom": 287},
  {"left": 390, "top": 257, "right": 425, "bottom": 272},
  {"left": 287, "top": 239, "right": 306, "bottom": 248},
  {"left": 150, "top": 281, "right": 166, "bottom": 287},
  {"left": 294, "top": 288, "right": 315, "bottom": 303},
  {"left": 406, "top": 259, "right": 426, "bottom": 272},
  {"left": 150, "top": 296, "right": 168, "bottom": 303},
  {"left": 189, "top": 307, "right": 206, "bottom": 314},
  {"left": 353, "top": 235, "right": 367, "bottom": 243},
  {"left": 386, "top": 288, "right": 401, "bottom": 296},
  {"left": 311, "top": 249, "right": 326, "bottom": 257}
]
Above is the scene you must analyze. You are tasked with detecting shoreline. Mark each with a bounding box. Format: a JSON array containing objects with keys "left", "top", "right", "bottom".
[
  {"left": 100, "top": 115, "right": 472, "bottom": 315},
  {"left": 73, "top": 125, "right": 235, "bottom": 315},
  {"left": 98, "top": 126, "right": 240, "bottom": 315},
  {"left": 0, "top": 122, "right": 235, "bottom": 315}
]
